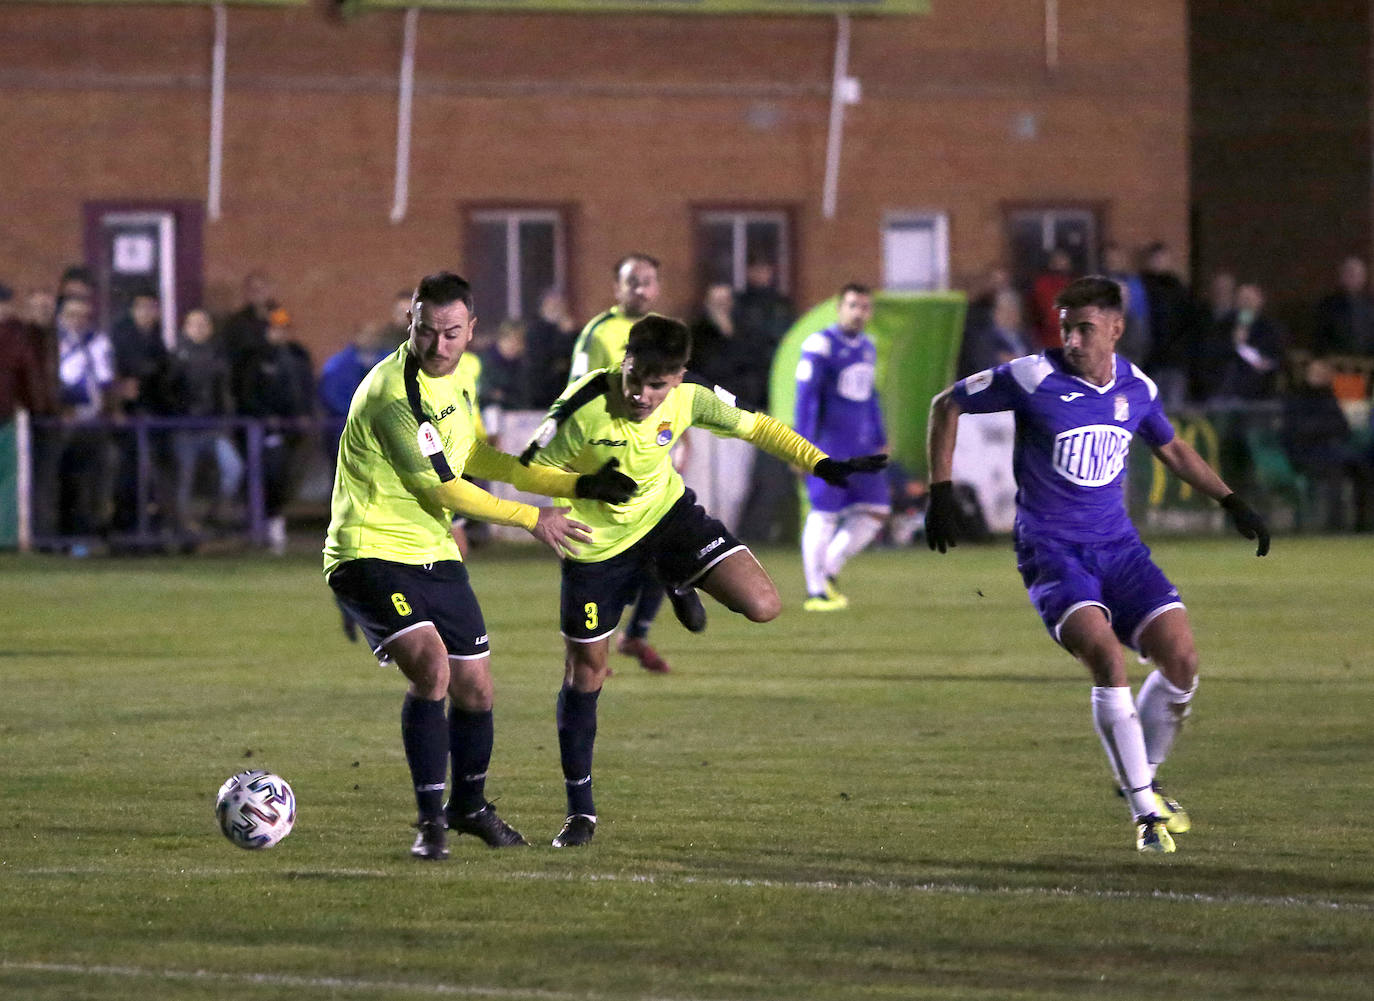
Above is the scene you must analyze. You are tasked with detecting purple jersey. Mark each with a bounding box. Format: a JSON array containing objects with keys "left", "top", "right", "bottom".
[
  {"left": 794, "top": 325, "right": 886, "bottom": 457},
  {"left": 953, "top": 350, "right": 1175, "bottom": 544}
]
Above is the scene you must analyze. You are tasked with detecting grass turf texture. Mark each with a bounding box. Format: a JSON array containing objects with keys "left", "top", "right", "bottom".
[{"left": 1, "top": 537, "right": 1371, "bottom": 1001}]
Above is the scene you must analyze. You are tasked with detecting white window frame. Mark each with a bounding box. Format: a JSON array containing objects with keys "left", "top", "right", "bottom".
[
  {"left": 468, "top": 208, "right": 567, "bottom": 320},
  {"left": 881, "top": 211, "right": 950, "bottom": 292},
  {"left": 696, "top": 208, "right": 792, "bottom": 293}
]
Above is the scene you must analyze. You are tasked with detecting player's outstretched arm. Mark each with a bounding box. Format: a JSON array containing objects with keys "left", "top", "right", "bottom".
[
  {"left": 1152, "top": 437, "right": 1270, "bottom": 556},
  {"left": 529, "top": 505, "right": 592, "bottom": 557},
  {"left": 924, "top": 386, "right": 963, "bottom": 553},
  {"left": 812, "top": 453, "right": 889, "bottom": 486},
  {"left": 466, "top": 441, "right": 636, "bottom": 504}
]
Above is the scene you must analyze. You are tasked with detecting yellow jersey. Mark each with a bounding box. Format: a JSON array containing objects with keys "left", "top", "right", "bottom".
[{"left": 526, "top": 370, "right": 826, "bottom": 562}]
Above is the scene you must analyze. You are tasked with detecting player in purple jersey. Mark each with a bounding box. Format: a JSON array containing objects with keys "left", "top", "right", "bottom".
[
  {"left": 924, "top": 275, "right": 1269, "bottom": 854},
  {"left": 795, "top": 284, "right": 891, "bottom": 611}
]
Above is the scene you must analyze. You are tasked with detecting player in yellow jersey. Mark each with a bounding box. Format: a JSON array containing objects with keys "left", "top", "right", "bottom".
[
  {"left": 521, "top": 315, "right": 887, "bottom": 847},
  {"left": 569, "top": 252, "right": 688, "bottom": 673},
  {"left": 324, "top": 272, "right": 635, "bottom": 860}
]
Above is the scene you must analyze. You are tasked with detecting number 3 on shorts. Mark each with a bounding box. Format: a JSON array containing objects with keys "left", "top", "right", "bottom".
[
  {"left": 584, "top": 602, "right": 598, "bottom": 630},
  {"left": 391, "top": 592, "right": 412, "bottom": 616}
]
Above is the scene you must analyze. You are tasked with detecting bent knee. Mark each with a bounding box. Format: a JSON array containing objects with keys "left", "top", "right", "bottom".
[
  {"left": 743, "top": 591, "right": 782, "bottom": 623},
  {"left": 1157, "top": 646, "right": 1199, "bottom": 687}
]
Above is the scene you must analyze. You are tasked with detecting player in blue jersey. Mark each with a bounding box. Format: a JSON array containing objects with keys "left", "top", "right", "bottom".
[
  {"left": 795, "top": 283, "right": 891, "bottom": 611},
  {"left": 924, "top": 275, "right": 1270, "bottom": 854}
]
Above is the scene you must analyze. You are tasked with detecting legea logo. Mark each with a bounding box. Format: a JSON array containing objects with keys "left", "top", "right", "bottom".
[{"left": 1052, "top": 424, "right": 1132, "bottom": 487}]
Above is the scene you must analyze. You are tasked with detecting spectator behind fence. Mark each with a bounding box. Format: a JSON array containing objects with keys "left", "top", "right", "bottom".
[
  {"left": 1313, "top": 255, "right": 1374, "bottom": 359},
  {"left": 222, "top": 270, "right": 276, "bottom": 405},
  {"left": 1102, "top": 243, "right": 1151, "bottom": 364},
  {"left": 1029, "top": 248, "right": 1075, "bottom": 350},
  {"left": 479, "top": 318, "right": 529, "bottom": 446},
  {"left": 731, "top": 255, "right": 793, "bottom": 411},
  {"left": 45, "top": 294, "right": 118, "bottom": 544},
  {"left": 1199, "top": 269, "right": 1237, "bottom": 327},
  {"left": 0, "top": 283, "right": 56, "bottom": 421},
  {"left": 57, "top": 265, "right": 95, "bottom": 304},
  {"left": 957, "top": 288, "right": 1030, "bottom": 377},
  {"left": 1281, "top": 357, "right": 1374, "bottom": 531},
  {"left": 236, "top": 307, "right": 315, "bottom": 554},
  {"left": 524, "top": 289, "right": 577, "bottom": 409},
  {"left": 318, "top": 319, "right": 396, "bottom": 461},
  {"left": 110, "top": 288, "right": 170, "bottom": 415},
  {"left": 166, "top": 308, "right": 243, "bottom": 538},
  {"left": 1140, "top": 241, "right": 1199, "bottom": 406},
  {"left": 1198, "top": 282, "right": 1282, "bottom": 402},
  {"left": 109, "top": 287, "right": 173, "bottom": 533},
  {"left": 688, "top": 282, "right": 739, "bottom": 390},
  {"left": 732, "top": 255, "right": 798, "bottom": 545}
]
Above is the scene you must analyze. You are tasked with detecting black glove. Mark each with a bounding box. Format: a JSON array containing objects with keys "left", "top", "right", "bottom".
[
  {"left": 1220, "top": 493, "right": 1270, "bottom": 557},
  {"left": 813, "top": 453, "right": 888, "bottom": 487},
  {"left": 925, "top": 480, "right": 960, "bottom": 553},
  {"left": 574, "top": 458, "right": 636, "bottom": 504}
]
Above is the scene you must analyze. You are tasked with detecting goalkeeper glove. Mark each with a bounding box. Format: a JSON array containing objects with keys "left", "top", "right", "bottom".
[
  {"left": 1220, "top": 493, "right": 1270, "bottom": 556},
  {"left": 812, "top": 453, "right": 888, "bottom": 487},
  {"left": 575, "top": 458, "right": 637, "bottom": 504},
  {"left": 924, "top": 480, "right": 960, "bottom": 553}
]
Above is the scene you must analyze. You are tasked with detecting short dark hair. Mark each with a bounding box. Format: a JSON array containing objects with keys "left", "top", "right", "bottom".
[
  {"left": 615, "top": 253, "right": 660, "bottom": 277},
  {"left": 1055, "top": 275, "right": 1123, "bottom": 313},
  {"left": 840, "top": 282, "right": 872, "bottom": 299},
  {"left": 625, "top": 315, "right": 691, "bottom": 375},
  {"left": 413, "top": 271, "right": 474, "bottom": 313}
]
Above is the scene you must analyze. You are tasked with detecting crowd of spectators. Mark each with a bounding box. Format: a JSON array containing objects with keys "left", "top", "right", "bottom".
[
  {"left": 5, "top": 242, "right": 1374, "bottom": 556},
  {"left": 958, "top": 243, "right": 1374, "bottom": 530},
  {"left": 1, "top": 266, "right": 321, "bottom": 554}
]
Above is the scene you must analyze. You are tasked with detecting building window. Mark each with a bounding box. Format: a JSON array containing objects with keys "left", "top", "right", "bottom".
[
  {"left": 882, "top": 212, "right": 950, "bottom": 291},
  {"left": 465, "top": 208, "right": 567, "bottom": 322},
  {"left": 1004, "top": 205, "right": 1101, "bottom": 293},
  {"left": 694, "top": 208, "right": 792, "bottom": 294}
]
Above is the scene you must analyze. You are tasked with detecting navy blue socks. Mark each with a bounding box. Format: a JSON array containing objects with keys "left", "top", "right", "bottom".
[
  {"left": 400, "top": 693, "right": 448, "bottom": 821},
  {"left": 556, "top": 685, "right": 600, "bottom": 816},
  {"left": 448, "top": 707, "right": 494, "bottom": 816}
]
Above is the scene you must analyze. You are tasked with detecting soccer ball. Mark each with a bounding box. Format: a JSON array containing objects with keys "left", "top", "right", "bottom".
[{"left": 215, "top": 769, "right": 296, "bottom": 850}]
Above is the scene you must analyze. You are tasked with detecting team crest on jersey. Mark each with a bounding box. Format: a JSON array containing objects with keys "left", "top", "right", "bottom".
[
  {"left": 417, "top": 421, "right": 443, "bottom": 457},
  {"left": 1052, "top": 424, "right": 1132, "bottom": 487},
  {"left": 655, "top": 421, "right": 674, "bottom": 446},
  {"left": 1113, "top": 394, "right": 1129, "bottom": 422}
]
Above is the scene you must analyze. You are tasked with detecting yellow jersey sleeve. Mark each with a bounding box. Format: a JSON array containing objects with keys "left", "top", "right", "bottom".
[{"left": 687, "top": 383, "right": 827, "bottom": 472}]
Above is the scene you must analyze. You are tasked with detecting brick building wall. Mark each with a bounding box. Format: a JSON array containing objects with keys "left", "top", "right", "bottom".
[{"left": 0, "top": 1, "right": 1189, "bottom": 364}]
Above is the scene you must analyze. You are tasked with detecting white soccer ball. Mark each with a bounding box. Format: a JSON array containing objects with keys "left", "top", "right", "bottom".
[{"left": 215, "top": 769, "right": 296, "bottom": 850}]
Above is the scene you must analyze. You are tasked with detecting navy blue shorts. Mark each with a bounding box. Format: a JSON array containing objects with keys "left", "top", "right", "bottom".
[
  {"left": 560, "top": 489, "right": 744, "bottom": 642},
  {"left": 1014, "top": 532, "right": 1184, "bottom": 651},
  {"left": 328, "top": 558, "right": 490, "bottom": 661}
]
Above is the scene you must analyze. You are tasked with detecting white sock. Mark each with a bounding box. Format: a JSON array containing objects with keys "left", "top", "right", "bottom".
[
  {"left": 824, "top": 513, "right": 885, "bottom": 580},
  {"left": 1135, "top": 670, "right": 1195, "bottom": 777},
  {"left": 1091, "top": 686, "right": 1156, "bottom": 820},
  {"left": 802, "top": 510, "right": 839, "bottom": 596}
]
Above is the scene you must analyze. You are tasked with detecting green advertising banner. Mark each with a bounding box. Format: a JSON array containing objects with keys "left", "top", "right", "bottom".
[
  {"left": 0, "top": 420, "right": 17, "bottom": 550},
  {"left": 768, "top": 291, "right": 966, "bottom": 479},
  {"left": 351, "top": 0, "right": 929, "bottom": 13}
]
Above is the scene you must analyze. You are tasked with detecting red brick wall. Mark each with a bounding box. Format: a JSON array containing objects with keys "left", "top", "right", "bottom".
[{"left": 0, "top": 1, "right": 1189, "bottom": 364}]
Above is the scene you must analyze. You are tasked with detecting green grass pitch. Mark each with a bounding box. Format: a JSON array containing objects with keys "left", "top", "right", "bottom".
[{"left": 2, "top": 536, "right": 1372, "bottom": 1000}]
